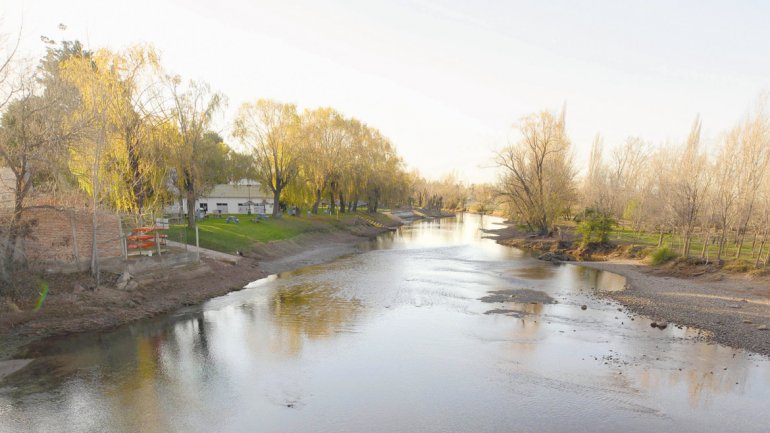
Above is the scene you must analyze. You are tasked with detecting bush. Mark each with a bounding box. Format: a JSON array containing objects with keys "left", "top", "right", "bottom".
[
  {"left": 577, "top": 210, "right": 617, "bottom": 246},
  {"left": 650, "top": 247, "right": 677, "bottom": 265},
  {"left": 723, "top": 259, "right": 754, "bottom": 273}
]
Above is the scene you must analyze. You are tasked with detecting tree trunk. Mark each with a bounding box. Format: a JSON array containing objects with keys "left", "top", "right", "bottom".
[
  {"left": 184, "top": 168, "right": 196, "bottom": 229},
  {"left": 700, "top": 230, "right": 709, "bottom": 261},
  {"left": 717, "top": 226, "right": 728, "bottom": 260},
  {"left": 273, "top": 187, "right": 282, "bottom": 217},
  {"left": 657, "top": 228, "right": 664, "bottom": 247},
  {"left": 328, "top": 191, "right": 335, "bottom": 213},
  {"left": 764, "top": 239, "right": 770, "bottom": 267},
  {"left": 312, "top": 188, "right": 321, "bottom": 214},
  {"left": 352, "top": 196, "right": 358, "bottom": 212},
  {"left": 755, "top": 233, "right": 766, "bottom": 268},
  {"left": 91, "top": 200, "right": 100, "bottom": 285},
  {"left": 127, "top": 134, "right": 144, "bottom": 215},
  {"left": 339, "top": 192, "right": 345, "bottom": 214},
  {"left": 735, "top": 234, "right": 744, "bottom": 260},
  {"left": 186, "top": 186, "right": 196, "bottom": 229}
]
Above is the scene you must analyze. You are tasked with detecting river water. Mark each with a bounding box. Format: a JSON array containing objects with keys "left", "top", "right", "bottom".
[{"left": 1, "top": 214, "right": 769, "bottom": 432}]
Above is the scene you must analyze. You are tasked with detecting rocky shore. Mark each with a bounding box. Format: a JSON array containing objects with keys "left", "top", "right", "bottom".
[{"left": 484, "top": 223, "right": 770, "bottom": 357}]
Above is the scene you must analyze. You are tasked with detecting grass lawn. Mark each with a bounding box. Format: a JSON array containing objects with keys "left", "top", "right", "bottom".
[
  {"left": 610, "top": 225, "right": 765, "bottom": 263},
  {"left": 167, "top": 211, "right": 387, "bottom": 254}
]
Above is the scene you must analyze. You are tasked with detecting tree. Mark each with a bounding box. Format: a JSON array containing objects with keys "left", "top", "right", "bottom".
[
  {"left": 731, "top": 101, "right": 770, "bottom": 259},
  {"left": 577, "top": 209, "right": 617, "bottom": 246},
  {"left": 97, "top": 45, "right": 170, "bottom": 218},
  {"left": 711, "top": 127, "right": 740, "bottom": 260},
  {"left": 667, "top": 116, "right": 710, "bottom": 257},
  {"left": 223, "top": 147, "right": 256, "bottom": 184},
  {"left": 583, "top": 134, "right": 610, "bottom": 214},
  {"left": 302, "top": 107, "right": 347, "bottom": 214},
  {"left": 0, "top": 24, "right": 21, "bottom": 112},
  {"left": 233, "top": 99, "right": 304, "bottom": 217},
  {"left": 60, "top": 50, "right": 122, "bottom": 282},
  {"left": 166, "top": 77, "right": 224, "bottom": 228},
  {"left": 496, "top": 108, "right": 576, "bottom": 234},
  {"left": 0, "top": 69, "right": 72, "bottom": 285}
]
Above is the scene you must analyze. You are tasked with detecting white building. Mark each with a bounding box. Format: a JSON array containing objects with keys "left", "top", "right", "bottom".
[
  {"left": 0, "top": 167, "right": 17, "bottom": 207},
  {"left": 168, "top": 183, "right": 274, "bottom": 216}
]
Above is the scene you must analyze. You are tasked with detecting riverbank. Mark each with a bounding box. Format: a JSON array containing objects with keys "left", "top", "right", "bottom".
[
  {"left": 0, "top": 213, "right": 406, "bottom": 363},
  {"left": 485, "top": 224, "right": 770, "bottom": 357}
]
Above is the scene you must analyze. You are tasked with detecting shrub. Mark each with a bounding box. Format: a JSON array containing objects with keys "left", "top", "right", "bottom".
[
  {"left": 650, "top": 247, "right": 677, "bottom": 265},
  {"left": 577, "top": 209, "right": 617, "bottom": 246},
  {"left": 723, "top": 259, "right": 753, "bottom": 273}
]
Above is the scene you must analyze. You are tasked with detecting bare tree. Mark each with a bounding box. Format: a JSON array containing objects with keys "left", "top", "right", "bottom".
[
  {"left": 583, "top": 133, "right": 611, "bottom": 213},
  {"left": 0, "top": 67, "right": 73, "bottom": 286},
  {"left": 667, "top": 116, "right": 710, "bottom": 257},
  {"left": 0, "top": 22, "right": 21, "bottom": 112},
  {"left": 496, "top": 108, "right": 576, "bottom": 234},
  {"left": 732, "top": 100, "right": 770, "bottom": 259},
  {"left": 710, "top": 127, "right": 740, "bottom": 260}
]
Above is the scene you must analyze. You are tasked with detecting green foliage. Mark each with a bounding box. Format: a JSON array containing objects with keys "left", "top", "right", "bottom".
[
  {"left": 650, "top": 247, "right": 677, "bottom": 265},
  {"left": 622, "top": 199, "right": 640, "bottom": 222},
  {"left": 576, "top": 209, "right": 616, "bottom": 246}
]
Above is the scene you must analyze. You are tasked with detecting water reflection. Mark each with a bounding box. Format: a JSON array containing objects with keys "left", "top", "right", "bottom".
[
  {"left": 512, "top": 265, "right": 556, "bottom": 280},
  {"left": 269, "top": 281, "right": 362, "bottom": 355},
  {"left": 1, "top": 214, "right": 769, "bottom": 433}
]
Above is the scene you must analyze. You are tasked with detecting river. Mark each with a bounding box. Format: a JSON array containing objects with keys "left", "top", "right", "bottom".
[{"left": 1, "top": 214, "right": 769, "bottom": 432}]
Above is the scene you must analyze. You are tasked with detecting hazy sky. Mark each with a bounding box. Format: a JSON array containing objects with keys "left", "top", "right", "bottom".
[{"left": 3, "top": 0, "right": 770, "bottom": 183}]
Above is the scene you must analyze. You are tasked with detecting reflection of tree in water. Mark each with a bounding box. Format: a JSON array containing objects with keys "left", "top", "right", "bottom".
[
  {"left": 513, "top": 266, "right": 555, "bottom": 280},
  {"left": 635, "top": 343, "right": 755, "bottom": 408},
  {"left": 571, "top": 266, "right": 626, "bottom": 291},
  {"left": 501, "top": 302, "right": 544, "bottom": 357},
  {"left": 269, "top": 281, "right": 362, "bottom": 355}
]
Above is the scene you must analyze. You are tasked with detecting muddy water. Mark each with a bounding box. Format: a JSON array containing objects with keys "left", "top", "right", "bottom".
[{"left": 1, "top": 214, "right": 769, "bottom": 433}]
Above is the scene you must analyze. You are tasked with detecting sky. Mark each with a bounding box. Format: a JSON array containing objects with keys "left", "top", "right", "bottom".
[{"left": 3, "top": 0, "right": 770, "bottom": 183}]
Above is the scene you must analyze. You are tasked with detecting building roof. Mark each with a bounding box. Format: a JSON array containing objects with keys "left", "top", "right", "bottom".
[{"left": 203, "top": 183, "right": 271, "bottom": 200}]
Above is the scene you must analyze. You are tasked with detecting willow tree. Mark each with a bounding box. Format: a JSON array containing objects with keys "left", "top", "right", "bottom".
[
  {"left": 496, "top": 108, "right": 576, "bottom": 235},
  {"left": 166, "top": 77, "right": 223, "bottom": 228},
  {"left": 301, "top": 107, "right": 348, "bottom": 214},
  {"left": 60, "top": 50, "right": 125, "bottom": 281},
  {"left": 361, "top": 127, "right": 404, "bottom": 213},
  {"left": 96, "top": 45, "right": 172, "bottom": 218},
  {"left": 233, "top": 99, "right": 304, "bottom": 217}
]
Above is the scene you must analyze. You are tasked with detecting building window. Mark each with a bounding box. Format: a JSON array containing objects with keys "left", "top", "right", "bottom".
[
  {"left": 199, "top": 203, "right": 208, "bottom": 212},
  {"left": 216, "top": 203, "right": 228, "bottom": 214}
]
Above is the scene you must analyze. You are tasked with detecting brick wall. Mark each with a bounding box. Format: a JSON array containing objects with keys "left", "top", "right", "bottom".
[{"left": 7, "top": 207, "right": 123, "bottom": 266}]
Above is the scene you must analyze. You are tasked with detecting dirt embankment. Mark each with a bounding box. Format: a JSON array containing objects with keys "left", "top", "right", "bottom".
[
  {"left": 0, "top": 220, "right": 400, "bottom": 360},
  {"left": 485, "top": 223, "right": 770, "bottom": 357},
  {"left": 0, "top": 257, "right": 265, "bottom": 360}
]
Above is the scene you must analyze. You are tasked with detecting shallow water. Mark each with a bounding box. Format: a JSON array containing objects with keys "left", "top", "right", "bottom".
[{"left": 1, "top": 214, "right": 769, "bottom": 433}]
